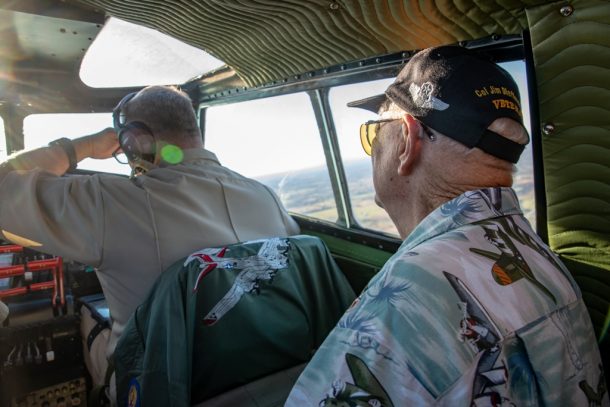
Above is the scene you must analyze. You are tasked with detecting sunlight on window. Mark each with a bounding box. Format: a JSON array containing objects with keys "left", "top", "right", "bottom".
[
  {"left": 23, "top": 114, "right": 131, "bottom": 175},
  {"left": 205, "top": 93, "right": 338, "bottom": 222},
  {"left": 80, "top": 17, "right": 225, "bottom": 88},
  {"left": 329, "top": 78, "right": 397, "bottom": 236}
]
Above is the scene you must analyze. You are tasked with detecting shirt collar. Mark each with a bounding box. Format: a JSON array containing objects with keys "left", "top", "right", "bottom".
[
  {"left": 175, "top": 148, "right": 220, "bottom": 165},
  {"left": 401, "top": 187, "right": 523, "bottom": 251}
]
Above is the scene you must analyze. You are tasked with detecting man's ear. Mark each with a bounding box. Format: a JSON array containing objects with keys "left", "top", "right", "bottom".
[{"left": 397, "top": 114, "right": 423, "bottom": 176}]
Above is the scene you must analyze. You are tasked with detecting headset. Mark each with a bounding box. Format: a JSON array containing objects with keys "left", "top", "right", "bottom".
[{"left": 112, "top": 92, "right": 158, "bottom": 176}]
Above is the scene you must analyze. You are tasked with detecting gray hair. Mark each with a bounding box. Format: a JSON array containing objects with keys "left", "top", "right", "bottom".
[{"left": 124, "top": 85, "right": 200, "bottom": 140}]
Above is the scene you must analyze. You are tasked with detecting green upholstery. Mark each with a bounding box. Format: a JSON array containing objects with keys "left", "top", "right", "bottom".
[
  {"left": 304, "top": 230, "right": 393, "bottom": 293},
  {"left": 526, "top": 0, "right": 610, "bottom": 379}
]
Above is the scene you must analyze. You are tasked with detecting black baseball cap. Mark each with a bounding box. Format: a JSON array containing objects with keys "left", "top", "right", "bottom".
[{"left": 349, "top": 46, "right": 528, "bottom": 163}]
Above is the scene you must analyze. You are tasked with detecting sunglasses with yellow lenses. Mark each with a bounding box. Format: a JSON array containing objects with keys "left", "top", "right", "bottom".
[{"left": 359, "top": 118, "right": 400, "bottom": 156}]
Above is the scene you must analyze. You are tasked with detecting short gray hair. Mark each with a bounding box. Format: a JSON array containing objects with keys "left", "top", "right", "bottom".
[{"left": 124, "top": 86, "right": 200, "bottom": 140}]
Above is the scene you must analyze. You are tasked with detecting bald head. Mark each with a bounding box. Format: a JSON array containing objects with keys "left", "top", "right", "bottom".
[{"left": 123, "top": 86, "right": 201, "bottom": 144}]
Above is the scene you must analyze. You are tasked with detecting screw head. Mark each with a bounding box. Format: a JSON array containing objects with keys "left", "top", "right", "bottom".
[
  {"left": 560, "top": 5, "right": 573, "bottom": 16},
  {"left": 542, "top": 123, "right": 556, "bottom": 135}
]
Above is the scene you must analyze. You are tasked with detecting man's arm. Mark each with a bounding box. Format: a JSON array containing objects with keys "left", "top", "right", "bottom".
[
  {"left": 0, "top": 127, "right": 120, "bottom": 264},
  {"left": 0, "top": 127, "right": 119, "bottom": 179}
]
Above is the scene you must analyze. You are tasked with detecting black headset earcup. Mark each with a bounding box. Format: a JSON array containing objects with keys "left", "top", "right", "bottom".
[{"left": 118, "top": 122, "right": 156, "bottom": 164}]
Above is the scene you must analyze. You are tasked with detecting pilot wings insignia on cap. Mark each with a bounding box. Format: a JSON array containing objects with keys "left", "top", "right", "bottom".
[{"left": 409, "top": 82, "right": 450, "bottom": 111}]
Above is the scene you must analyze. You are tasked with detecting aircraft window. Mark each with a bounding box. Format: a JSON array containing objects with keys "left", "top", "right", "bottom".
[
  {"left": 80, "top": 17, "right": 224, "bottom": 88},
  {"left": 204, "top": 93, "right": 338, "bottom": 222},
  {"left": 23, "top": 114, "right": 131, "bottom": 175},
  {"left": 329, "top": 78, "right": 399, "bottom": 236},
  {"left": 0, "top": 117, "right": 6, "bottom": 161},
  {"left": 329, "top": 60, "right": 535, "bottom": 235}
]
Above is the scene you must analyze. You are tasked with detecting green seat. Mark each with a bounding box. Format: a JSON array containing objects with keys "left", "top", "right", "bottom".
[{"left": 113, "top": 235, "right": 355, "bottom": 406}]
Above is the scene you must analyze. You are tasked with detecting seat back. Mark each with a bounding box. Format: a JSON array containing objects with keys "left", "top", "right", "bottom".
[
  {"left": 113, "top": 235, "right": 355, "bottom": 406},
  {"left": 193, "top": 363, "right": 306, "bottom": 407}
]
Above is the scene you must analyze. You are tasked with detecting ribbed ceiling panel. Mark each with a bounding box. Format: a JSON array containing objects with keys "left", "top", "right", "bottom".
[{"left": 75, "top": 0, "right": 541, "bottom": 87}]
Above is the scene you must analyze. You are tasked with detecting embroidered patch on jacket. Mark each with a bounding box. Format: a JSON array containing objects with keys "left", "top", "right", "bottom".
[
  {"left": 185, "top": 237, "right": 290, "bottom": 325},
  {"left": 127, "top": 378, "right": 141, "bottom": 407}
]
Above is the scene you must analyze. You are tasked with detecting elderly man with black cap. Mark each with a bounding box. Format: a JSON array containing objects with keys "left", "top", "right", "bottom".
[{"left": 286, "top": 46, "right": 607, "bottom": 406}]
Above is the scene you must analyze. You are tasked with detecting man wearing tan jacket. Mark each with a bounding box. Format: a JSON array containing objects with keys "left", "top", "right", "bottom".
[{"left": 0, "top": 85, "right": 299, "bottom": 397}]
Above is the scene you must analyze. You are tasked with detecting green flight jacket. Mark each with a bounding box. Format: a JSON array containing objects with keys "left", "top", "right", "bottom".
[{"left": 114, "top": 235, "right": 356, "bottom": 406}]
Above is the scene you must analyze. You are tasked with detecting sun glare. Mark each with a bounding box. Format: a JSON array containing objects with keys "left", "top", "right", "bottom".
[{"left": 80, "top": 17, "right": 225, "bottom": 88}]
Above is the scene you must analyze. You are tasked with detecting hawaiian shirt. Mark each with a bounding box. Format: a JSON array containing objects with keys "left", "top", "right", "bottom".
[{"left": 286, "top": 188, "right": 608, "bottom": 406}]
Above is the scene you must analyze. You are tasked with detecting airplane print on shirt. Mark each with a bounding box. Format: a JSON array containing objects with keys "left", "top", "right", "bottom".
[
  {"left": 184, "top": 237, "right": 290, "bottom": 325},
  {"left": 470, "top": 223, "right": 557, "bottom": 303}
]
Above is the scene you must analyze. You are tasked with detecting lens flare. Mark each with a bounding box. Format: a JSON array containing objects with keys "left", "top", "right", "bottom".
[{"left": 161, "top": 144, "right": 184, "bottom": 164}]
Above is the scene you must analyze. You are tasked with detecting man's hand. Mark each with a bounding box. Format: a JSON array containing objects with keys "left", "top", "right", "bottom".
[
  {"left": 74, "top": 128, "right": 119, "bottom": 161},
  {"left": 2, "top": 127, "right": 121, "bottom": 178}
]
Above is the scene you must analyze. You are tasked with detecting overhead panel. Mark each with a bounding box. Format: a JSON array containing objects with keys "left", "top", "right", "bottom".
[{"left": 74, "top": 0, "right": 543, "bottom": 88}]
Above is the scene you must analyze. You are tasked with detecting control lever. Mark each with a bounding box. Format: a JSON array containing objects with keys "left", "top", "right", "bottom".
[
  {"left": 34, "top": 340, "right": 43, "bottom": 364},
  {"left": 15, "top": 343, "right": 23, "bottom": 366},
  {"left": 3, "top": 345, "right": 16, "bottom": 367},
  {"left": 0, "top": 299, "right": 8, "bottom": 324},
  {"left": 45, "top": 336, "right": 55, "bottom": 362},
  {"left": 25, "top": 341, "right": 33, "bottom": 364}
]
